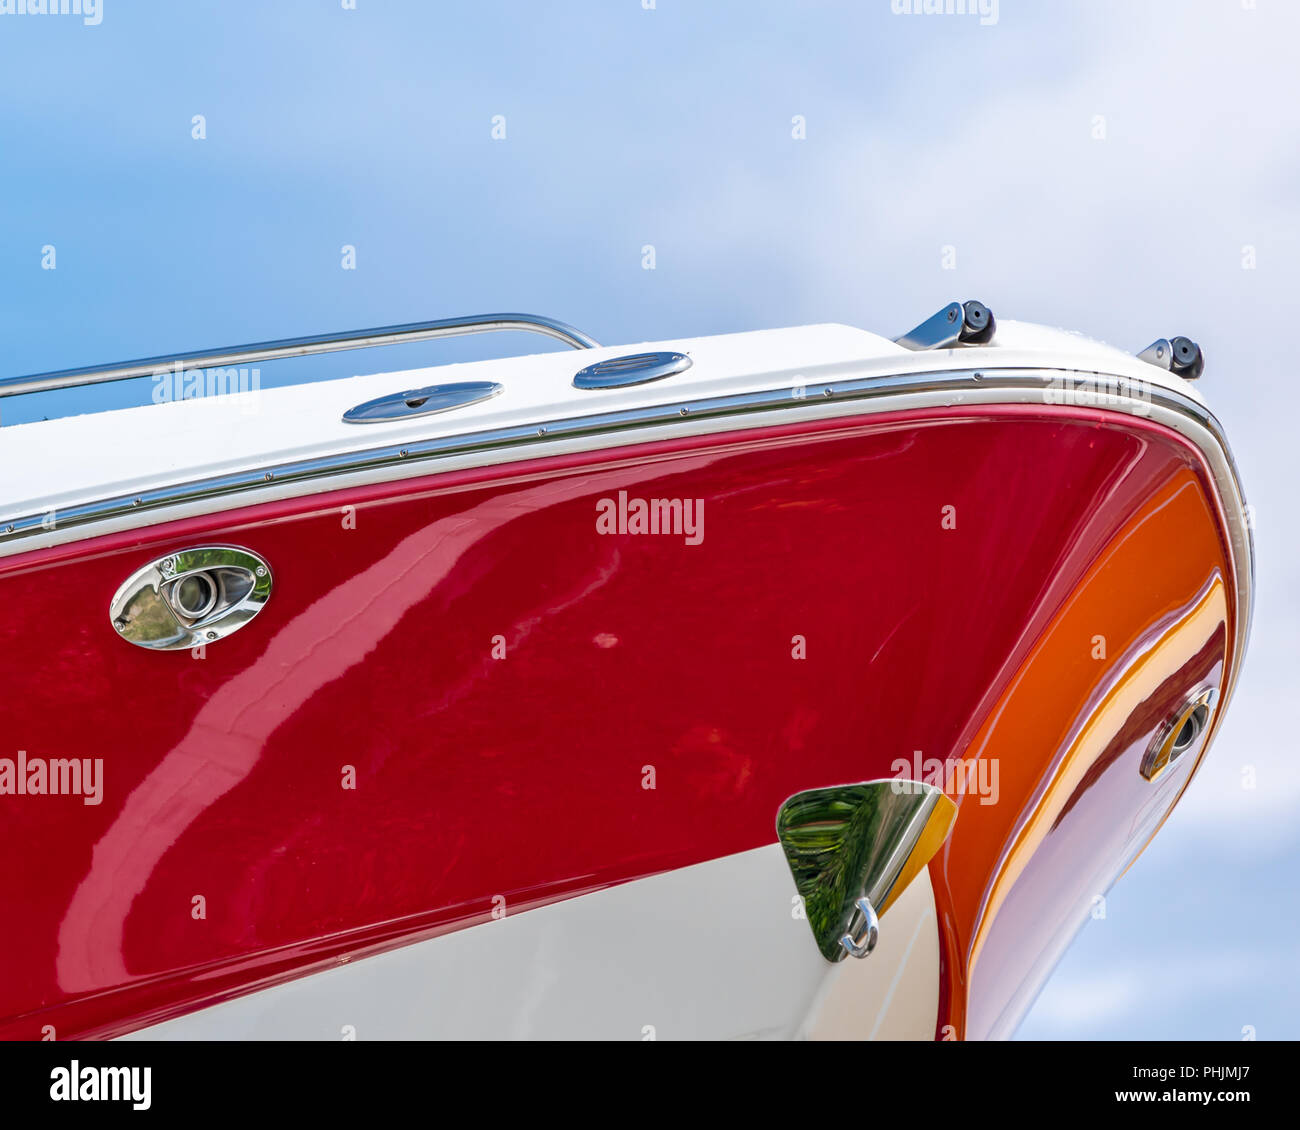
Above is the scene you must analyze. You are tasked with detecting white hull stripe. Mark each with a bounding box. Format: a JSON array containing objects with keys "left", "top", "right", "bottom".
[{"left": 122, "top": 845, "right": 940, "bottom": 1041}]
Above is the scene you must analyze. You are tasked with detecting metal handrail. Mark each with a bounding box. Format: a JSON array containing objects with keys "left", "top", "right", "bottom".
[{"left": 0, "top": 312, "right": 600, "bottom": 399}]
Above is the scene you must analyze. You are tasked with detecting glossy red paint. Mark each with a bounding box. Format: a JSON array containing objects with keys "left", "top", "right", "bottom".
[{"left": 0, "top": 405, "right": 1237, "bottom": 1039}]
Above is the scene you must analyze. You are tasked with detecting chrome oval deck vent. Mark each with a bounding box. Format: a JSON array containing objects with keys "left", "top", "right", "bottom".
[
  {"left": 109, "top": 546, "right": 272, "bottom": 651},
  {"left": 1141, "top": 687, "right": 1217, "bottom": 782},
  {"left": 343, "top": 380, "right": 502, "bottom": 424},
  {"left": 573, "top": 351, "right": 692, "bottom": 390}
]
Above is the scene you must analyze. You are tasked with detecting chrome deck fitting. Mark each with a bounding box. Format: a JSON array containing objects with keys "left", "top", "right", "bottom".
[
  {"left": 895, "top": 300, "right": 996, "bottom": 351},
  {"left": 1138, "top": 336, "right": 1204, "bottom": 380}
]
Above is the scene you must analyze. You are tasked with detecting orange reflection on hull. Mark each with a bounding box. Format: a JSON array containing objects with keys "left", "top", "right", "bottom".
[{"left": 930, "top": 455, "right": 1236, "bottom": 1039}]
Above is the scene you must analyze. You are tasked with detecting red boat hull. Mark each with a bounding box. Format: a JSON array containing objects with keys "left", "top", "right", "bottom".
[{"left": 0, "top": 404, "right": 1237, "bottom": 1039}]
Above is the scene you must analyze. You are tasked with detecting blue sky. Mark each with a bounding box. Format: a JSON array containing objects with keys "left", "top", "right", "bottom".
[{"left": 2, "top": 1, "right": 1296, "bottom": 1038}]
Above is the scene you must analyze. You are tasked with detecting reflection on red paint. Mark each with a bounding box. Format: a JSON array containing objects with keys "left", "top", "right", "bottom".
[{"left": 0, "top": 405, "right": 1237, "bottom": 1039}]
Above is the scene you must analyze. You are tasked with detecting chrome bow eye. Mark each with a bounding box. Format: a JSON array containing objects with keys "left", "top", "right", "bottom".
[
  {"left": 776, "top": 780, "right": 956, "bottom": 963},
  {"left": 840, "top": 897, "right": 881, "bottom": 960}
]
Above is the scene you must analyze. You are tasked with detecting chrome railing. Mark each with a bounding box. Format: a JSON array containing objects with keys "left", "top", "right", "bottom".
[{"left": 0, "top": 312, "right": 600, "bottom": 399}]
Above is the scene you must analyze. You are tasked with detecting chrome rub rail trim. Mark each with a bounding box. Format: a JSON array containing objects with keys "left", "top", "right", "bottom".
[
  {"left": 0, "top": 312, "right": 599, "bottom": 399},
  {"left": 0, "top": 366, "right": 1253, "bottom": 712}
]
